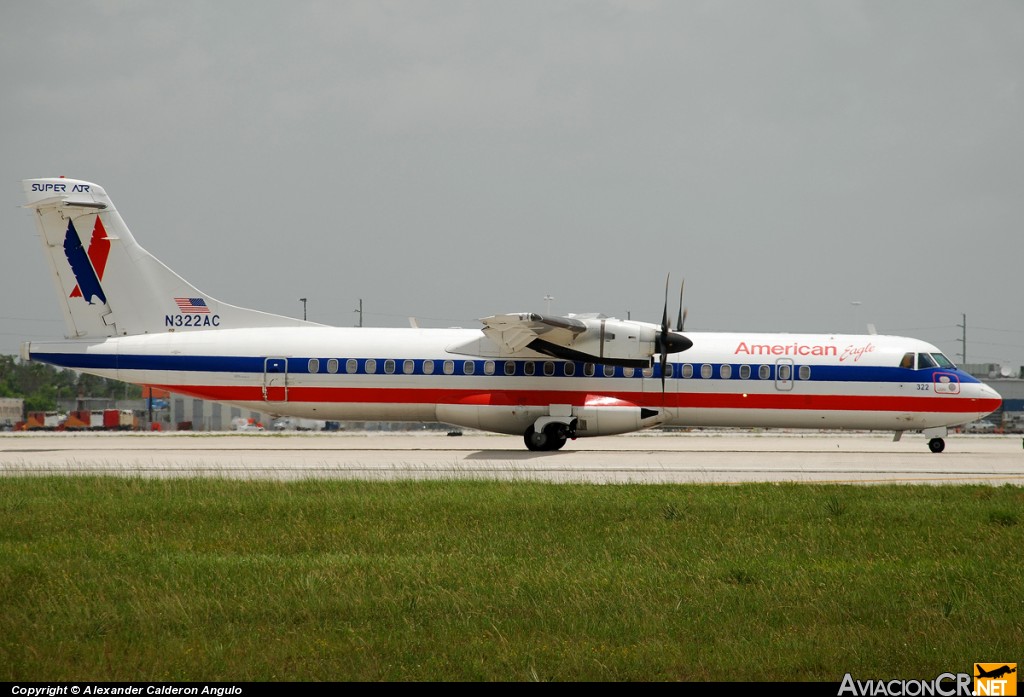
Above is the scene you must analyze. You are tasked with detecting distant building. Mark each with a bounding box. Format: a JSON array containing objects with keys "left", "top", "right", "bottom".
[
  {"left": 0, "top": 398, "right": 24, "bottom": 427},
  {"left": 962, "top": 363, "right": 1023, "bottom": 380},
  {"left": 963, "top": 365, "right": 1024, "bottom": 433},
  {"left": 168, "top": 393, "right": 275, "bottom": 431}
]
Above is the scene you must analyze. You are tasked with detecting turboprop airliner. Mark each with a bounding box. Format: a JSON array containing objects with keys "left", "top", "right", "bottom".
[{"left": 19, "top": 177, "right": 1001, "bottom": 452}]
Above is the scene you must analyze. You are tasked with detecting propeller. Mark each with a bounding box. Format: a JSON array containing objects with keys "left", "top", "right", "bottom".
[{"left": 655, "top": 275, "right": 693, "bottom": 391}]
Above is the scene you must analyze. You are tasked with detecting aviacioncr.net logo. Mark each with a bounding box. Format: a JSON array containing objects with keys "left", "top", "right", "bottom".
[{"left": 838, "top": 672, "right": 973, "bottom": 696}]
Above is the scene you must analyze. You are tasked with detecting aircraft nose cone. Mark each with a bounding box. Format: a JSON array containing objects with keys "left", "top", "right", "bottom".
[{"left": 981, "top": 383, "right": 1003, "bottom": 405}]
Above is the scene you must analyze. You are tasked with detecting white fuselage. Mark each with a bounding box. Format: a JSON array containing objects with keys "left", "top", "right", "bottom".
[{"left": 25, "top": 327, "right": 1003, "bottom": 438}]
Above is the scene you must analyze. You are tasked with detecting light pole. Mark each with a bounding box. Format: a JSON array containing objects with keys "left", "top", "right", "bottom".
[
  {"left": 299, "top": 297, "right": 307, "bottom": 321},
  {"left": 850, "top": 301, "right": 862, "bottom": 333},
  {"left": 544, "top": 294, "right": 554, "bottom": 314}
]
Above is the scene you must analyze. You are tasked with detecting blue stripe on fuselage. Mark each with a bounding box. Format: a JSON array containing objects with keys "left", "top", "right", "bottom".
[{"left": 29, "top": 352, "right": 983, "bottom": 384}]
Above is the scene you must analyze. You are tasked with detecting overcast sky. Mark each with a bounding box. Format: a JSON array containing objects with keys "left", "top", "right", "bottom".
[{"left": 2, "top": 1, "right": 1022, "bottom": 371}]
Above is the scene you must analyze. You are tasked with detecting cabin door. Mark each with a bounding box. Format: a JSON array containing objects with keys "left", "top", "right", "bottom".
[
  {"left": 774, "top": 358, "right": 794, "bottom": 392},
  {"left": 263, "top": 357, "right": 289, "bottom": 402}
]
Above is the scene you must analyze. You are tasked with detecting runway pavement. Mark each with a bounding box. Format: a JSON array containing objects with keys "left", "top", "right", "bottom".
[{"left": 1, "top": 430, "right": 1022, "bottom": 484}]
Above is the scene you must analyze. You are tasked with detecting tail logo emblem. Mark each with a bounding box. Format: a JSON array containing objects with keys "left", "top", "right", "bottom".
[{"left": 64, "top": 218, "right": 111, "bottom": 304}]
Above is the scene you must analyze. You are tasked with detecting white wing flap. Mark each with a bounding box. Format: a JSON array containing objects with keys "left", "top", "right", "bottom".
[{"left": 480, "top": 313, "right": 586, "bottom": 353}]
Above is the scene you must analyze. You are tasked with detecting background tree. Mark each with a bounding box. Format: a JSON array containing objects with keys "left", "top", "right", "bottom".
[{"left": 0, "top": 355, "right": 141, "bottom": 412}]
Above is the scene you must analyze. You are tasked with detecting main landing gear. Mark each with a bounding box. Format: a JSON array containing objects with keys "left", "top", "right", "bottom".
[
  {"left": 524, "top": 423, "right": 570, "bottom": 452},
  {"left": 928, "top": 438, "right": 945, "bottom": 454}
]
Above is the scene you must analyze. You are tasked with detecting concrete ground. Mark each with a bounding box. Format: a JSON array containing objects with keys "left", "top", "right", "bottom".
[{"left": 1, "top": 430, "right": 1022, "bottom": 484}]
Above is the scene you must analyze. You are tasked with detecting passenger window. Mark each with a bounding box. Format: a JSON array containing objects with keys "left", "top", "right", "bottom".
[
  {"left": 524, "top": 361, "right": 536, "bottom": 376},
  {"left": 463, "top": 361, "right": 475, "bottom": 375},
  {"left": 365, "top": 359, "right": 377, "bottom": 374},
  {"left": 682, "top": 364, "right": 693, "bottom": 379},
  {"left": 308, "top": 358, "right": 320, "bottom": 374},
  {"left": 663, "top": 363, "right": 673, "bottom": 379},
  {"left": 484, "top": 361, "right": 495, "bottom": 375},
  {"left": 604, "top": 365, "right": 616, "bottom": 377},
  {"left": 584, "top": 363, "right": 595, "bottom": 377},
  {"left": 327, "top": 358, "right": 339, "bottom": 374},
  {"left": 504, "top": 361, "right": 515, "bottom": 376},
  {"left": 778, "top": 364, "right": 792, "bottom": 381},
  {"left": 720, "top": 364, "right": 732, "bottom": 379},
  {"left": 917, "top": 353, "right": 937, "bottom": 369},
  {"left": 403, "top": 359, "right": 415, "bottom": 374},
  {"left": 739, "top": 365, "right": 751, "bottom": 379},
  {"left": 443, "top": 360, "right": 455, "bottom": 375},
  {"left": 758, "top": 365, "right": 770, "bottom": 380},
  {"left": 346, "top": 358, "right": 358, "bottom": 374},
  {"left": 383, "top": 359, "right": 395, "bottom": 374},
  {"left": 564, "top": 362, "right": 575, "bottom": 377},
  {"left": 899, "top": 352, "right": 915, "bottom": 369},
  {"left": 700, "top": 364, "right": 713, "bottom": 379},
  {"left": 544, "top": 361, "right": 555, "bottom": 376},
  {"left": 623, "top": 367, "right": 634, "bottom": 378},
  {"left": 799, "top": 365, "right": 811, "bottom": 380},
  {"left": 423, "top": 359, "right": 434, "bottom": 375}
]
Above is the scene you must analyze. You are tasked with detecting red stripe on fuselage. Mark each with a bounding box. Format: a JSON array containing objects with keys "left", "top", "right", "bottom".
[{"left": 144, "top": 384, "right": 1000, "bottom": 415}]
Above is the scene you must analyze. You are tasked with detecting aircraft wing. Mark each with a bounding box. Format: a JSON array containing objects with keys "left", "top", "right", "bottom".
[{"left": 480, "top": 313, "right": 587, "bottom": 353}]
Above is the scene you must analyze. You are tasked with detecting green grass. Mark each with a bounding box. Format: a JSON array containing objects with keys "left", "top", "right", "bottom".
[{"left": 0, "top": 478, "right": 1021, "bottom": 681}]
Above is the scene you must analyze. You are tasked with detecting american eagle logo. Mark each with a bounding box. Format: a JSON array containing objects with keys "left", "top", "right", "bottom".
[{"left": 64, "top": 217, "right": 111, "bottom": 304}]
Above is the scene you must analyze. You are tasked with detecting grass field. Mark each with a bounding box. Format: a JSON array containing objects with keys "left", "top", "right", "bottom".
[{"left": 0, "top": 477, "right": 1021, "bottom": 681}]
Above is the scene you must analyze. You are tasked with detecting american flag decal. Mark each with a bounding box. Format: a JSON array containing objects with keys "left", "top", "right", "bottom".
[{"left": 174, "top": 297, "right": 211, "bottom": 313}]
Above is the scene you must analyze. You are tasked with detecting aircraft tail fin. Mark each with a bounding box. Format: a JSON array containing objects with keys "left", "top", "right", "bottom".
[{"left": 22, "top": 177, "right": 313, "bottom": 339}]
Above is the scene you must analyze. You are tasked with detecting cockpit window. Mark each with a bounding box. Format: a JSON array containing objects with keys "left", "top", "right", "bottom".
[
  {"left": 917, "top": 353, "right": 937, "bottom": 369},
  {"left": 931, "top": 353, "right": 955, "bottom": 368},
  {"left": 899, "top": 352, "right": 914, "bottom": 369}
]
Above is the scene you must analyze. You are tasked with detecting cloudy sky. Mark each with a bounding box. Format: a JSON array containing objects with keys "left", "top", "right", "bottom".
[{"left": 2, "top": 1, "right": 1022, "bottom": 370}]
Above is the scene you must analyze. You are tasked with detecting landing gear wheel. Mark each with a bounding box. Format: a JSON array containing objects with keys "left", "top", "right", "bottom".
[
  {"left": 928, "top": 437, "right": 945, "bottom": 454},
  {"left": 544, "top": 423, "right": 568, "bottom": 451},
  {"left": 524, "top": 425, "right": 548, "bottom": 451},
  {"left": 524, "top": 424, "right": 569, "bottom": 451}
]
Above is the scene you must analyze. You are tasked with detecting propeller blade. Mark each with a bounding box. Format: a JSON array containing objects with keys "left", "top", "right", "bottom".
[
  {"left": 676, "top": 279, "right": 686, "bottom": 332},
  {"left": 661, "top": 275, "right": 670, "bottom": 335},
  {"left": 661, "top": 275, "right": 674, "bottom": 392}
]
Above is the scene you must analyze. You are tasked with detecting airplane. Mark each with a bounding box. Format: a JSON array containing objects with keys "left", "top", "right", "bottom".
[
  {"left": 18, "top": 177, "right": 1002, "bottom": 453},
  {"left": 975, "top": 665, "right": 1016, "bottom": 680}
]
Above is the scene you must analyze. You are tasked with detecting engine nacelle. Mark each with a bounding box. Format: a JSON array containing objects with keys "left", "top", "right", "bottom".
[
  {"left": 480, "top": 313, "right": 691, "bottom": 367},
  {"left": 570, "top": 318, "right": 659, "bottom": 363},
  {"left": 529, "top": 317, "right": 681, "bottom": 368}
]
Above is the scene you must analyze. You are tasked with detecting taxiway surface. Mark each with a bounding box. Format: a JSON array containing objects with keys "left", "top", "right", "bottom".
[{"left": 1, "top": 431, "right": 1021, "bottom": 484}]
